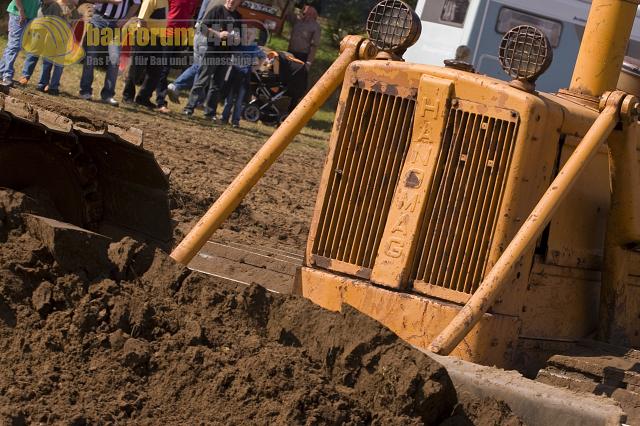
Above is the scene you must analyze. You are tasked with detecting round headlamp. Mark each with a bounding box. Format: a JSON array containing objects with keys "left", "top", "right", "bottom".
[
  {"left": 366, "top": 0, "right": 421, "bottom": 53},
  {"left": 498, "top": 25, "right": 552, "bottom": 84}
]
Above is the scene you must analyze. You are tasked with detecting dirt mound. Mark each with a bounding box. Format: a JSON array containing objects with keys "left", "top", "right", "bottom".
[
  {"left": 5, "top": 91, "right": 113, "bottom": 130},
  {"left": 0, "top": 189, "right": 524, "bottom": 424}
]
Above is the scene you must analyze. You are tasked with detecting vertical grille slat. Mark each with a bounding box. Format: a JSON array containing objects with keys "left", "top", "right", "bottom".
[
  {"left": 411, "top": 102, "right": 519, "bottom": 295},
  {"left": 469, "top": 121, "right": 517, "bottom": 293},
  {"left": 312, "top": 87, "right": 415, "bottom": 271},
  {"left": 445, "top": 113, "right": 486, "bottom": 292},
  {"left": 436, "top": 112, "right": 481, "bottom": 290},
  {"left": 455, "top": 118, "right": 500, "bottom": 293},
  {"left": 314, "top": 87, "right": 362, "bottom": 256},
  {"left": 463, "top": 121, "right": 508, "bottom": 293},
  {"left": 466, "top": 120, "right": 507, "bottom": 292},
  {"left": 349, "top": 94, "right": 394, "bottom": 265},
  {"left": 457, "top": 117, "right": 497, "bottom": 291},
  {"left": 326, "top": 89, "right": 374, "bottom": 259},
  {"left": 343, "top": 92, "right": 388, "bottom": 263},
  {"left": 330, "top": 90, "right": 377, "bottom": 259}
]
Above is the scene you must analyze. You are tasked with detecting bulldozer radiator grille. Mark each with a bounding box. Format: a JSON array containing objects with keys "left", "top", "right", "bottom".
[
  {"left": 411, "top": 103, "right": 518, "bottom": 294},
  {"left": 312, "top": 87, "right": 415, "bottom": 272}
]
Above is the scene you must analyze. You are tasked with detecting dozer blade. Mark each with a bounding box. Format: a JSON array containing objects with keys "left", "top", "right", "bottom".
[
  {"left": 0, "top": 91, "right": 171, "bottom": 245},
  {"left": 536, "top": 340, "right": 640, "bottom": 422},
  {"left": 188, "top": 237, "right": 302, "bottom": 294}
]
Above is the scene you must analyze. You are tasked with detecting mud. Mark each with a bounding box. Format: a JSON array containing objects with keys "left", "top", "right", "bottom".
[{"left": 0, "top": 189, "right": 525, "bottom": 424}]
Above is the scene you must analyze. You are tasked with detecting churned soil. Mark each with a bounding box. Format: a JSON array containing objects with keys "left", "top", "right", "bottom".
[
  {"left": 1, "top": 91, "right": 526, "bottom": 424},
  {"left": 9, "top": 89, "right": 323, "bottom": 253},
  {"left": 0, "top": 190, "right": 525, "bottom": 425}
]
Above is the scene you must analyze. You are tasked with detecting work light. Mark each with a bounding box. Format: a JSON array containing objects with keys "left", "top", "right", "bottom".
[
  {"left": 498, "top": 25, "right": 552, "bottom": 87},
  {"left": 366, "top": 0, "right": 421, "bottom": 54}
]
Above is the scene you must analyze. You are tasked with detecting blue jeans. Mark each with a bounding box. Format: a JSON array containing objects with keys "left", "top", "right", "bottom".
[
  {"left": 222, "top": 69, "right": 248, "bottom": 125},
  {"left": 171, "top": 30, "right": 205, "bottom": 102},
  {"left": 21, "top": 53, "right": 38, "bottom": 78},
  {"left": 22, "top": 55, "right": 63, "bottom": 90},
  {"left": 79, "top": 14, "right": 120, "bottom": 99},
  {"left": 39, "top": 59, "right": 63, "bottom": 90},
  {"left": 0, "top": 13, "right": 30, "bottom": 81},
  {"left": 172, "top": 63, "right": 200, "bottom": 91}
]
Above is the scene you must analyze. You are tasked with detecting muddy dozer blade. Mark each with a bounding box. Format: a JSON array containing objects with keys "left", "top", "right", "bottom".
[
  {"left": 188, "top": 238, "right": 303, "bottom": 294},
  {"left": 536, "top": 339, "right": 640, "bottom": 422},
  {"left": 0, "top": 92, "right": 171, "bottom": 245}
]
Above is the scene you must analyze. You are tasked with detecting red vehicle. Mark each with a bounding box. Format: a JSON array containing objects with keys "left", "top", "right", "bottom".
[{"left": 238, "top": 0, "right": 294, "bottom": 34}]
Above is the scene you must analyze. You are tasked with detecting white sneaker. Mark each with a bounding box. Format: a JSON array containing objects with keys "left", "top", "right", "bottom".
[
  {"left": 101, "top": 97, "right": 119, "bottom": 107},
  {"left": 166, "top": 83, "right": 180, "bottom": 103},
  {"left": 79, "top": 93, "right": 92, "bottom": 101}
]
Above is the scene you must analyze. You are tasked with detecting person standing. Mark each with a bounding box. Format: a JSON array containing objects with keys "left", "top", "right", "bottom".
[
  {"left": 221, "top": 30, "right": 265, "bottom": 127},
  {"left": 165, "top": 0, "right": 209, "bottom": 103},
  {"left": 154, "top": 0, "right": 199, "bottom": 113},
  {"left": 182, "top": 0, "right": 243, "bottom": 120},
  {"left": 286, "top": 3, "right": 320, "bottom": 70},
  {"left": 18, "top": 0, "right": 82, "bottom": 95},
  {"left": 0, "top": 0, "right": 40, "bottom": 86},
  {"left": 79, "top": 0, "right": 141, "bottom": 106},
  {"left": 121, "top": 0, "right": 168, "bottom": 108}
]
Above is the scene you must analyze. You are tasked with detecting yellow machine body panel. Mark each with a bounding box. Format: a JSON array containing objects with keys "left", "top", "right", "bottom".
[{"left": 300, "top": 60, "right": 613, "bottom": 368}]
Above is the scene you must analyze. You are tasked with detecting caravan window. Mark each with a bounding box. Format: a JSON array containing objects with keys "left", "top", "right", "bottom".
[
  {"left": 422, "top": 0, "right": 470, "bottom": 28},
  {"left": 627, "top": 39, "right": 640, "bottom": 60},
  {"left": 496, "top": 7, "right": 563, "bottom": 47}
]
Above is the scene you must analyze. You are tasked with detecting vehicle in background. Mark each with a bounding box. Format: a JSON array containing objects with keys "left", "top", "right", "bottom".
[
  {"left": 238, "top": 0, "right": 293, "bottom": 34},
  {"left": 405, "top": 0, "right": 640, "bottom": 92}
]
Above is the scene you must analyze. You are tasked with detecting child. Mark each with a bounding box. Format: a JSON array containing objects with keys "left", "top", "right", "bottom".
[
  {"left": 19, "top": 0, "right": 120, "bottom": 95},
  {"left": 221, "top": 30, "right": 265, "bottom": 128},
  {"left": 18, "top": 0, "right": 81, "bottom": 95},
  {"left": 0, "top": 0, "right": 41, "bottom": 86}
]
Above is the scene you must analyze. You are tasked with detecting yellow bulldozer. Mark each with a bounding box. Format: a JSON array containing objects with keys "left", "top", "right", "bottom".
[
  {"left": 3, "top": 0, "right": 640, "bottom": 422},
  {"left": 167, "top": 0, "right": 640, "bottom": 422}
]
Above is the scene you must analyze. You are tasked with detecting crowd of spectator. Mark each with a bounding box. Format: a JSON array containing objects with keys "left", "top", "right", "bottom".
[{"left": 0, "top": 0, "right": 322, "bottom": 128}]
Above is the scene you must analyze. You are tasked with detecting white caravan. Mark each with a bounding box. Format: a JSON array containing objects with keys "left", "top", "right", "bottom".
[{"left": 404, "top": 0, "right": 640, "bottom": 92}]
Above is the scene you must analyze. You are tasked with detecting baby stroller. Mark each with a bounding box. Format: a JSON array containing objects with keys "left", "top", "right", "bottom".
[{"left": 243, "top": 51, "right": 308, "bottom": 126}]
